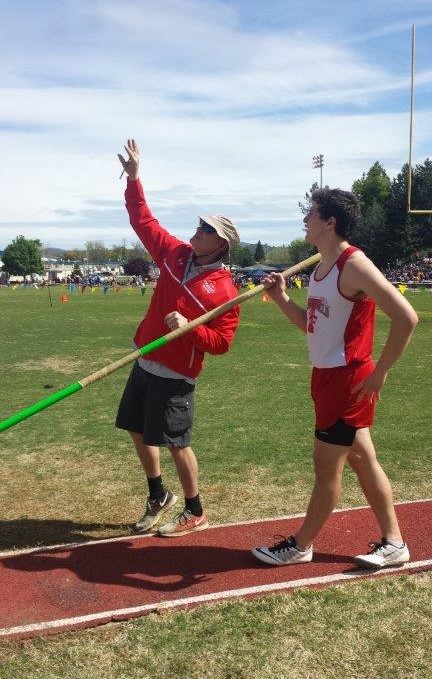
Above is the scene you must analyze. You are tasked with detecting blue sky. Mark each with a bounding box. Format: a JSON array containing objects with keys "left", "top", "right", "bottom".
[{"left": 1, "top": 0, "right": 432, "bottom": 249}]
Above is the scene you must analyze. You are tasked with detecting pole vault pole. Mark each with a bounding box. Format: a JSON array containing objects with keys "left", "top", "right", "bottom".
[{"left": 0, "top": 253, "right": 320, "bottom": 433}]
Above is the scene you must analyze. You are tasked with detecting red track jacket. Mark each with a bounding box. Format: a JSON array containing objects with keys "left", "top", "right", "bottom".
[{"left": 125, "top": 179, "right": 240, "bottom": 378}]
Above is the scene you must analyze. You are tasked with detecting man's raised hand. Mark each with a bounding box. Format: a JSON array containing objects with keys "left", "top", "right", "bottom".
[{"left": 118, "top": 138, "right": 139, "bottom": 180}]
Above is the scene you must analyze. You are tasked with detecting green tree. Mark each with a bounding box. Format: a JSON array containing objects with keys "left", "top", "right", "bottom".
[
  {"left": 352, "top": 162, "right": 391, "bottom": 210},
  {"left": 123, "top": 258, "right": 151, "bottom": 277},
  {"left": 111, "top": 244, "right": 124, "bottom": 261},
  {"left": 351, "top": 200, "right": 387, "bottom": 263},
  {"left": 63, "top": 249, "right": 83, "bottom": 262},
  {"left": 298, "top": 181, "right": 332, "bottom": 216},
  {"left": 298, "top": 182, "right": 320, "bottom": 215},
  {"left": 2, "top": 235, "right": 44, "bottom": 277},
  {"left": 230, "top": 244, "right": 254, "bottom": 267},
  {"left": 349, "top": 157, "right": 432, "bottom": 266},
  {"left": 266, "top": 246, "right": 290, "bottom": 266},
  {"left": 253, "top": 240, "right": 265, "bottom": 263},
  {"left": 131, "top": 241, "right": 152, "bottom": 262},
  {"left": 287, "top": 238, "right": 315, "bottom": 265},
  {"left": 410, "top": 158, "right": 432, "bottom": 250},
  {"left": 382, "top": 163, "right": 420, "bottom": 266},
  {"left": 85, "top": 240, "right": 108, "bottom": 265},
  {"left": 350, "top": 162, "right": 391, "bottom": 265}
]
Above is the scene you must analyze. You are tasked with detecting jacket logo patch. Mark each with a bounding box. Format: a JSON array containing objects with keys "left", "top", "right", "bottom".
[
  {"left": 202, "top": 280, "right": 216, "bottom": 294},
  {"left": 307, "top": 296, "right": 329, "bottom": 333}
]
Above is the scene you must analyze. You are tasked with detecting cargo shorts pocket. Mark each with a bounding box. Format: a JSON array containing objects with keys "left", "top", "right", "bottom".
[{"left": 165, "top": 394, "right": 194, "bottom": 435}]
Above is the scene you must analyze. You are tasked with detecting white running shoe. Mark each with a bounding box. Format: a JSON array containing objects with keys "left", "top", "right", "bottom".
[
  {"left": 354, "top": 539, "right": 410, "bottom": 569},
  {"left": 252, "top": 535, "right": 313, "bottom": 566}
]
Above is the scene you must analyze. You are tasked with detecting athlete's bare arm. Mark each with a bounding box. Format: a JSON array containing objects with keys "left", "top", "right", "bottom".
[
  {"left": 262, "top": 272, "right": 308, "bottom": 332},
  {"left": 340, "top": 253, "right": 418, "bottom": 402}
]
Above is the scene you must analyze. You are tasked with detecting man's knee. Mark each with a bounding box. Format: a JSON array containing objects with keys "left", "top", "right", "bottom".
[
  {"left": 169, "top": 445, "right": 193, "bottom": 457},
  {"left": 347, "top": 447, "right": 376, "bottom": 471}
]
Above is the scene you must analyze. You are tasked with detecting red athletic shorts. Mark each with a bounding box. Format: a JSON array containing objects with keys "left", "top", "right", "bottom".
[{"left": 311, "top": 360, "right": 377, "bottom": 430}]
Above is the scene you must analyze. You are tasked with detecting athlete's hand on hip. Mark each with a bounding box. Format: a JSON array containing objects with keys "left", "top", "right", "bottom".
[
  {"left": 164, "top": 311, "right": 189, "bottom": 330},
  {"left": 118, "top": 138, "right": 140, "bottom": 180},
  {"left": 351, "top": 369, "right": 387, "bottom": 403}
]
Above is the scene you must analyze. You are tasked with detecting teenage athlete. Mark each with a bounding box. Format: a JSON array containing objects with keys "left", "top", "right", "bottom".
[{"left": 252, "top": 188, "right": 418, "bottom": 568}]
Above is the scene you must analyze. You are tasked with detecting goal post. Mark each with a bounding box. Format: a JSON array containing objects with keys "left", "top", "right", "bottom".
[{"left": 407, "top": 24, "right": 432, "bottom": 215}]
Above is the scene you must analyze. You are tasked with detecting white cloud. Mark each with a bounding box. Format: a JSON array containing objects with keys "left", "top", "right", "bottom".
[
  {"left": 1, "top": 1, "right": 432, "bottom": 248},
  {"left": 1, "top": 103, "right": 431, "bottom": 247}
]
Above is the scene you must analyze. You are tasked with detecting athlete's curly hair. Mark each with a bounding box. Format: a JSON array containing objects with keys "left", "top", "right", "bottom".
[{"left": 311, "top": 188, "right": 361, "bottom": 239}]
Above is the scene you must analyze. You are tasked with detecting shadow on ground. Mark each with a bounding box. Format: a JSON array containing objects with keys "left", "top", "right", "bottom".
[
  {"left": 0, "top": 518, "right": 129, "bottom": 551},
  {"left": 1, "top": 541, "right": 359, "bottom": 594}
]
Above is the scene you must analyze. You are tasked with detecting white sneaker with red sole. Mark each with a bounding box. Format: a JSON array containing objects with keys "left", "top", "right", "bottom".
[{"left": 158, "top": 508, "right": 209, "bottom": 537}]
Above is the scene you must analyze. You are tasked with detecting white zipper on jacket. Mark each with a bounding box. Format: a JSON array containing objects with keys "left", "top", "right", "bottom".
[
  {"left": 163, "top": 260, "right": 208, "bottom": 312},
  {"left": 188, "top": 345, "right": 195, "bottom": 369}
]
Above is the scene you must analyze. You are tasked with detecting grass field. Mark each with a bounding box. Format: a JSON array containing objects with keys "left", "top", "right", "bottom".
[{"left": 0, "top": 284, "right": 431, "bottom": 678}]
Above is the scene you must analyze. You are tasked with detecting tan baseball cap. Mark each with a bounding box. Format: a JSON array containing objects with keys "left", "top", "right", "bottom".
[{"left": 199, "top": 215, "right": 240, "bottom": 249}]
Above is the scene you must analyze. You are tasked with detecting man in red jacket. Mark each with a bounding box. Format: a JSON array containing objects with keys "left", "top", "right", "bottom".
[{"left": 116, "top": 139, "right": 240, "bottom": 536}]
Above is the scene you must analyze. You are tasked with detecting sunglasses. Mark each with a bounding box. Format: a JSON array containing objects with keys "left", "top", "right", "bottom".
[{"left": 199, "top": 220, "right": 217, "bottom": 235}]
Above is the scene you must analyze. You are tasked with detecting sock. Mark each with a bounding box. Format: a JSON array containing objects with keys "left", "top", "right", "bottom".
[
  {"left": 185, "top": 494, "right": 203, "bottom": 517},
  {"left": 147, "top": 475, "right": 165, "bottom": 500},
  {"left": 385, "top": 539, "right": 405, "bottom": 549}
]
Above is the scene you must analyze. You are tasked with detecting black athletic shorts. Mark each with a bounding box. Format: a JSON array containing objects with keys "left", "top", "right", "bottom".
[
  {"left": 315, "top": 418, "right": 357, "bottom": 447},
  {"left": 115, "top": 361, "right": 195, "bottom": 447}
]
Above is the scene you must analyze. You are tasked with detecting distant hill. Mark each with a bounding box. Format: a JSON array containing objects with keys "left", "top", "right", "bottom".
[
  {"left": 40, "top": 243, "right": 278, "bottom": 260},
  {"left": 241, "top": 242, "right": 282, "bottom": 255},
  {"left": 42, "top": 244, "right": 261, "bottom": 258}
]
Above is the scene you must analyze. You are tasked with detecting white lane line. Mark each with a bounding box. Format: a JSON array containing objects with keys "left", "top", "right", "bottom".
[
  {"left": 0, "top": 559, "right": 431, "bottom": 639},
  {"left": 1, "top": 498, "right": 431, "bottom": 558}
]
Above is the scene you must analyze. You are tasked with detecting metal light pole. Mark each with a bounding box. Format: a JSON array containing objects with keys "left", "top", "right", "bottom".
[{"left": 312, "top": 154, "right": 324, "bottom": 188}]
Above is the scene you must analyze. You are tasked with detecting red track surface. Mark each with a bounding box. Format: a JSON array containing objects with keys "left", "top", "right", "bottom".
[{"left": 1, "top": 500, "right": 431, "bottom": 641}]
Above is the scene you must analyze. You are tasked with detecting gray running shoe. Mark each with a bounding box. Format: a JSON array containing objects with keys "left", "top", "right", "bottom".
[
  {"left": 133, "top": 490, "right": 178, "bottom": 533},
  {"left": 252, "top": 535, "right": 313, "bottom": 566},
  {"left": 354, "top": 539, "right": 410, "bottom": 569}
]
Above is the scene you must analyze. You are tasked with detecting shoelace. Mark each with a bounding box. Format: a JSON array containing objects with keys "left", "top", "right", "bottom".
[
  {"left": 173, "top": 509, "right": 192, "bottom": 525},
  {"left": 269, "top": 534, "right": 295, "bottom": 553},
  {"left": 367, "top": 540, "right": 387, "bottom": 555}
]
